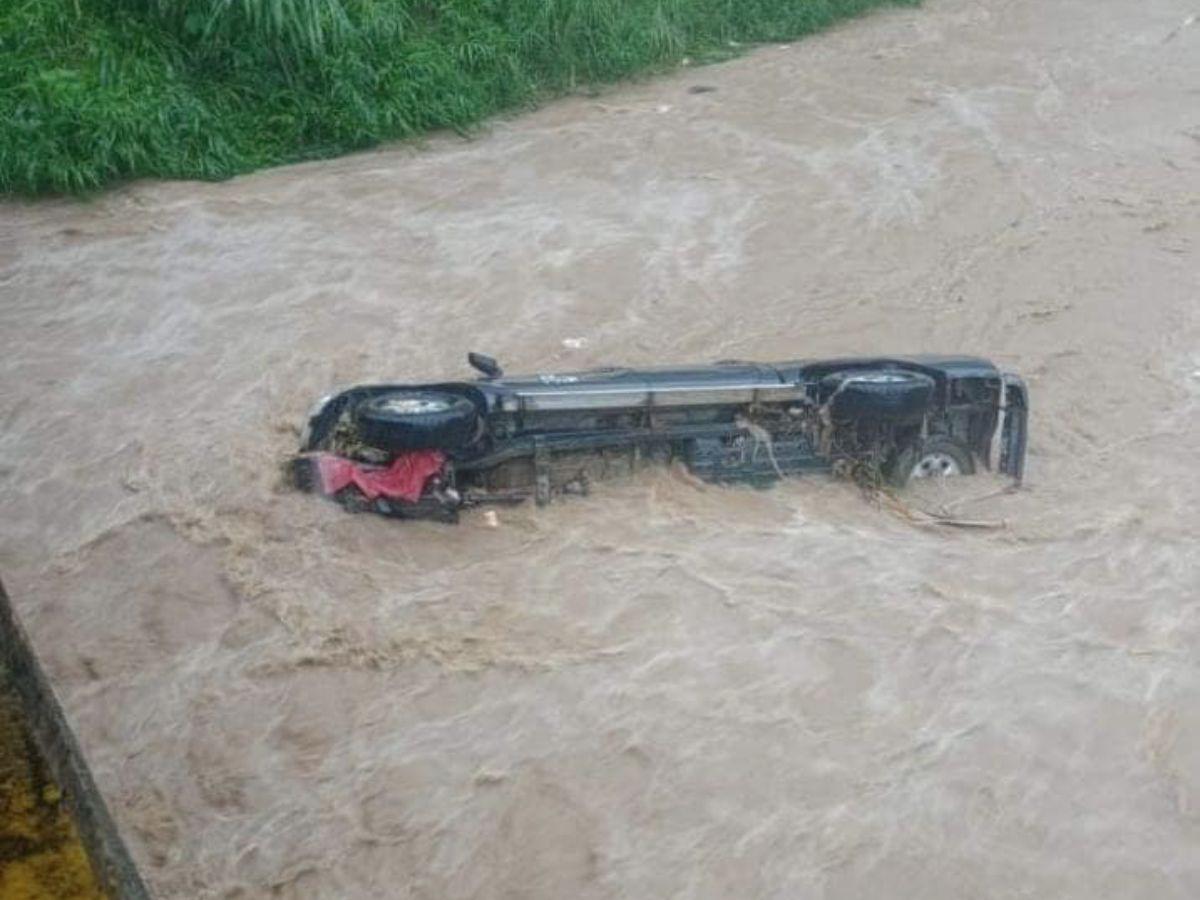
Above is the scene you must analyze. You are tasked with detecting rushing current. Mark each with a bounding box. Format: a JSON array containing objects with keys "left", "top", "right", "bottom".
[{"left": 1, "top": 0, "right": 1198, "bottom": 896}]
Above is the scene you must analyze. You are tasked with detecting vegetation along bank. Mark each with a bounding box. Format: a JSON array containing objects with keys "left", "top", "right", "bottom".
[{"left": 1, "top": 0, "right": 917, "bottom": 194}]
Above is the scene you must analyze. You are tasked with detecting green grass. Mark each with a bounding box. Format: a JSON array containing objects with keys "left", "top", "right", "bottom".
[{"left": 1, "top": 0, "right": 918, "bottom": 195}]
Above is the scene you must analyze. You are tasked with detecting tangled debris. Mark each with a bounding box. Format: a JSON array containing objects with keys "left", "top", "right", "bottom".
[{"left": 838, "top": 458, "right": 1010, "bottom": 530}]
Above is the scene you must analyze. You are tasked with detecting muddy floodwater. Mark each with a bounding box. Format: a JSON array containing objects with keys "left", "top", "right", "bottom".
[{"left": 1, "top": 0, "right": 1199, "bottom": 896}]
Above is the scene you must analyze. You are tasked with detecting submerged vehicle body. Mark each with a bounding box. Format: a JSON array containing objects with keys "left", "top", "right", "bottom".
[{"left": 290, "top": 353, "right": 1028, "bottom": 522}]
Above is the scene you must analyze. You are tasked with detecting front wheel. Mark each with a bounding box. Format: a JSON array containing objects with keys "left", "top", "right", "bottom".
[{"left": 888, "top": 436, "right": 975, "bottom": 488}]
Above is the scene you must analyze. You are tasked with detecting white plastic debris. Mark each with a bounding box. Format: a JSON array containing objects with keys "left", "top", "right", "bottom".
[
  {"left": 562, "top": 337, "right": 587, "bottom": 350},
  {"left": 483, "top": 510, "right": 500, "bottom": 528}
]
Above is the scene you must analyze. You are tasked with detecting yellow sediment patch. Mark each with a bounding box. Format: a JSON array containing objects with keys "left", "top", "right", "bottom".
[{"left": 0, "top": 676, "right": 106, "bottom": 899}]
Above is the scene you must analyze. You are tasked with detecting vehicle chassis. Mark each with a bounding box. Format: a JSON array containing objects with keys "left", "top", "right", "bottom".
[{"left": 292, "top": 355, "right": 1028, "bottom": 523}]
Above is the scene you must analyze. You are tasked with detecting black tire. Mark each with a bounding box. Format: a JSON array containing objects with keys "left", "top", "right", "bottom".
[
  {"left": 354, "top": 390, "right": 478, "bottom": 452},
  {"left": 887, "top": 435, "right": 975, "bottom": 488},
  {"left": 821, "top": 369, "right": 935, "bottom": 422}
]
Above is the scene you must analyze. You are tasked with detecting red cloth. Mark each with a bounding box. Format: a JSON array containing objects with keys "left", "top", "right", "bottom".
[{"left": 315, "top": 450, "right": 445, "bottom": 502}]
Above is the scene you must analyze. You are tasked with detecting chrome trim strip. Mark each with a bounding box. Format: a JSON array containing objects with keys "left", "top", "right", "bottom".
[
  {"left": 519, "top": 390, "right": 649, "bottom": 411},
  {"left": 514, "top": 383, "right": 806, "bottom": 411}
]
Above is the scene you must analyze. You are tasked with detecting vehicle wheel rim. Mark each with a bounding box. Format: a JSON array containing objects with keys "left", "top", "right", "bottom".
[
  {"left": 378, "top": 398, "right": 450, "bottom": 416},
  {"left": 910, "top": 452, "right": 962, "bottom": 479}
]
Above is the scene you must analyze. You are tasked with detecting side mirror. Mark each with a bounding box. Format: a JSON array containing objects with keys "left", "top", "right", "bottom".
[{"left": 468, "top": 352, "right": 503, "bottom": 379}]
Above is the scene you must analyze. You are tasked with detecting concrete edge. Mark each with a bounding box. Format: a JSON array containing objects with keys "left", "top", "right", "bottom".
[{"left": 0, "top": 576, "right": 152, "bottom": 899}]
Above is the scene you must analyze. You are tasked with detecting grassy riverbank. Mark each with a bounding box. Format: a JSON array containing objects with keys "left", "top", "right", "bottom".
[{"left": 1, "top": 0, "right": 916, "bottom": 195}]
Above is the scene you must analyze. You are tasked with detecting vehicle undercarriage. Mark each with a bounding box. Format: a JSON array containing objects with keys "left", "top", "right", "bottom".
[{"left": 290, "top": 353, "right": 1028, "bottom": 523}]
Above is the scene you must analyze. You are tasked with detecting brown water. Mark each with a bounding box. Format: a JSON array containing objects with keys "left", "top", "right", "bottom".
[{"left": 1, "top": 0, "right": 1199, "bottom": 896}]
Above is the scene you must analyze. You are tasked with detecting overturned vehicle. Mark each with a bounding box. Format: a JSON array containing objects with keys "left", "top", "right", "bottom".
[{"left": 290, "top": 353, "right": 1028, "bottom": 522}]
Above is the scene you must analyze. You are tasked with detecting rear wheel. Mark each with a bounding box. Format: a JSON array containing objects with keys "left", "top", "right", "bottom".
[
  {"left": 888, "top": 436, "right": 975, "bottom": 488},
  {"left": 821, "top": 370, "right": 935, "bottom": 423},
  {"left": 354, "top": 391, "right": 478, "bottom": 452}
]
